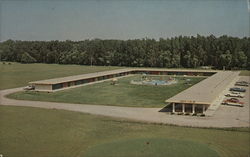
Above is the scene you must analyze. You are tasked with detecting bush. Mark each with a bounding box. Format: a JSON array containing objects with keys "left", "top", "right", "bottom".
[{"left": 200, "top": 113, "right": 206, "bottom": 117}]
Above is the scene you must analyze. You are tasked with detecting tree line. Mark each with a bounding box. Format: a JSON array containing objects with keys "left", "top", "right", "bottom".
[{"left": 0, "top": 35, "right": 249, "bottom": 69}]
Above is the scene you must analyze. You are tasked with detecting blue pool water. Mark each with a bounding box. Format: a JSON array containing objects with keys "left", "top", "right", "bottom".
[
  {"left": 143, "top": 80, "right": 167, "bottom": 85},
  {"left": 131, "top": 78, "right": 177, "bottom": 86}
]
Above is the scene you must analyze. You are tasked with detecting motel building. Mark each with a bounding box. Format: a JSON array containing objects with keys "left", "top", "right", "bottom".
[
  {"left": 29, "top": 68, "right": 239, "bottom": 114},
  {"left": 165, "top": 71, "right": 239, "bottom": 114},
  {"left": 29, "top": 68, "right": 216, "bottom": 92}
]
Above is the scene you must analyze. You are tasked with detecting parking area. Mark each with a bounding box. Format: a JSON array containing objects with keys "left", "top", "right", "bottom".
[{"left": 211, "top": 76, "right": 250, "bottom": 125}]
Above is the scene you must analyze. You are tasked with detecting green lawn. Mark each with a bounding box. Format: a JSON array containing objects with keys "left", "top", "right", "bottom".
[
  {"left": 0, "top": 106, "right": 249, "bottom": 157},
  {"left": 84, "top": 138, "right": 219, "bottom": 157},
  {"left": 0, "top": 62, "right": 121, "bottom": 89},
  {"left": 1, "top": 63, "right": 249, "bottom": 157},
  {"left": 240, "top": 70, "right": 250, "bottom": 76},
  {"left": 8, "top": 75, "right": 205, "bottom": 107}
]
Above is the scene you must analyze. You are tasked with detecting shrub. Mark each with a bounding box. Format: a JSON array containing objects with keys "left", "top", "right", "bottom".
[
  {"left": 192, "top": 113, "right": 197, "bottom": 116},
  {"left": 200, "top": 113, "right": 206, "bottom": 117}
]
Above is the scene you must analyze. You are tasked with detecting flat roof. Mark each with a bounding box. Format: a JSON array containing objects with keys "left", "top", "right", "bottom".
[
  {"left": 165, "top": 71, "right": 240, "bottom": 105},
  {"left": 132, "top": 68, "right": 218, "bottom": 73},
  {"left": 29, "top": 69, "right": 132, "bottom": 85},
  {"left": 29, "top": 68, "right": 218, "bottom": 85}
]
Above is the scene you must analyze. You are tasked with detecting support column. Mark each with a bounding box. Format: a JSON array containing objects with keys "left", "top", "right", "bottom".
[
  {"left": 182, "top": 104, "right": 185, "bottom": 113},
  {"left": 192, "top": 104, "right": 195, "bottom": 114},
  {"left": 202, "top": 104, "right": 205, "bottom": 113},
  {"left": 172, "top": 103, "right": 175, "bottom": 113}
]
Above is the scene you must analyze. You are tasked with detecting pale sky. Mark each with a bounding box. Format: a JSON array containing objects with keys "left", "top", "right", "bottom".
[{"left": 0, "top": 0, "right": 249, "bottom": 41}]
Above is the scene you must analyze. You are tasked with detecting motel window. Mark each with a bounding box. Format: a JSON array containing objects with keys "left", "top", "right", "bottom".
[
  {"left": 75, "top": 80, "right": 82, "bottom": 85},
  {"left": 52, "top": 83, "right": 63, "bottom": 90}
]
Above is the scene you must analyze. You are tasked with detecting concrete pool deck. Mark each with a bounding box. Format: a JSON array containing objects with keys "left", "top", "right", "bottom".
[{"left": 0, "top": 75, "right": 249, "bottom": 128}]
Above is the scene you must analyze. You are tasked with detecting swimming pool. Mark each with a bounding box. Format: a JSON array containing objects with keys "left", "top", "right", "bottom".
[{"left": 131, "top": 79, "right": 177, "bottom": 86}]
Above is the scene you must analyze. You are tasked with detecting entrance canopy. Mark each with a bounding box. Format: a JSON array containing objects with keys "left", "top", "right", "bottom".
[{"left": 165, "top": 71, "right": 239, "bottom": 106}]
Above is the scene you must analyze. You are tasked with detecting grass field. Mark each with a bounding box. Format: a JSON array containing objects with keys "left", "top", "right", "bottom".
[
  {"left": 0, "top": 62, "right": 121, "bottom": 89},
  {"left": 1, "top": 63, "right": 249, "bottom": 157},
  {"left": 84, "top": 138, "right": 219, "bottom": 157},
  {"left": 240, "top": 70, "right": 250, "bottom": 76},
  {"left": 8, "top": 75, "right": 205, "bottom": 107},
  {"left": 0, "top": 106, "right": 249, "bottom": 157}
]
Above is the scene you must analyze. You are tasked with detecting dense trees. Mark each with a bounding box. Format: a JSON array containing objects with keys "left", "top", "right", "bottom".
[{"left": 0, "top": 35, "right": 249, "bottom": 69}]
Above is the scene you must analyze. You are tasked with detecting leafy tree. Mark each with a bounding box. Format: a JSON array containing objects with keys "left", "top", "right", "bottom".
[
  {"left": 219, "top": 50, "right": 232, "bottom": 69},
  {"left": 20, "top": 52, "right": 37, "bottom": 63},
  {"left": 236, "top": 51, "right": 247, "bottom": 68}
]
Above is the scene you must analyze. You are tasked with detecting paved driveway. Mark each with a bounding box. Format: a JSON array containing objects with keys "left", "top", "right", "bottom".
[{"left": 0, "top": 76, "right": 249, "bottom": 128}]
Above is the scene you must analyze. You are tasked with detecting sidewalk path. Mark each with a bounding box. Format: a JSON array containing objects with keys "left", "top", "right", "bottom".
[{"left": 1, "top": 77, "right": 249, "bottom": 128}]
